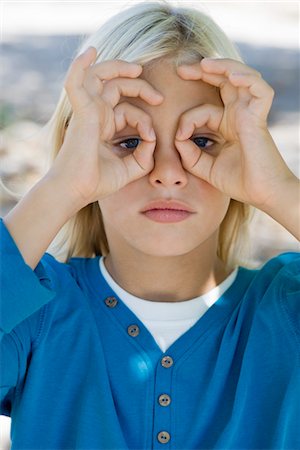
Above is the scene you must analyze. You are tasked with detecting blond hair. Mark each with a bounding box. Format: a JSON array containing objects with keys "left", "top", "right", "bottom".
[{"left": 46, "top": 0, "right": 252, "bottom": 267}]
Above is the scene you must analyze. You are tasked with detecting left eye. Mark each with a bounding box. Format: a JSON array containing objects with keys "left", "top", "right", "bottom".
[
  {"left": 192, "top": 136, "right": 214, "bottom": 149},
  {"left": 119, "top": 138, "right": 140, "bottom": 150}
]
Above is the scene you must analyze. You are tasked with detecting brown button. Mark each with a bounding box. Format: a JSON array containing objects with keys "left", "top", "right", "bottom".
[
  {"left": 161, "top": 356, "right": 174, "bottom": 368},
  {"left": 127, "top": 324, "right": 140, "bottom": 337},
  {"left": 104, "top": 296, "right": 118, "bottom": 308},
  {"left": 158, "top": 394, "right": 171, "bottom": 407},
  {"left": 157, "top": 431, "right": 171, "bottom": 444}
]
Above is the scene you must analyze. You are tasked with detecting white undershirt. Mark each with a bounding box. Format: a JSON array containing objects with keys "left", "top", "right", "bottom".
[{"left": 99, "top": 257, "right": 238, "bottom": 353}]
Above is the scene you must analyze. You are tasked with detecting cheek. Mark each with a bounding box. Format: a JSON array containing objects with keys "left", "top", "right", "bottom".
[
  {"left": 98, "top": 196, "right": 122, "bottom": 223},
  {"left": 98, "top": 184, "right": 138, "bottom": 224},
  {"left": 194, "top": 177, "right": 230, "bottom": 206},
  {"left": 192, "top": 178, "right": 231, "bottom": 227}
]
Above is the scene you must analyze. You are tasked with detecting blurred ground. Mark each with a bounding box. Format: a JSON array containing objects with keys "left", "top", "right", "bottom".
[{"left": 0, "top": 2, "right": 299, "bottom": 449}]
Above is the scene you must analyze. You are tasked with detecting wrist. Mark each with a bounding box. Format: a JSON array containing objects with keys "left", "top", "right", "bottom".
[
  {"left": 258, "top": 173, "right": 300, "bottom": 240},
  {"left": 41, "top": 172, "right": 86, "bottom": 217}
]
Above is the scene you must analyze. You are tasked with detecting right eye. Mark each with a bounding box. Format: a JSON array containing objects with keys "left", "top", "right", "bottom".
[{"left": 118, "top": 138, "right": 141, "bottom": 150}]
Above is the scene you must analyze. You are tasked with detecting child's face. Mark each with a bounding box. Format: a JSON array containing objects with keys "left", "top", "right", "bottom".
[{"left": 98, "top": 58, "right": 230, "bottom": 257}]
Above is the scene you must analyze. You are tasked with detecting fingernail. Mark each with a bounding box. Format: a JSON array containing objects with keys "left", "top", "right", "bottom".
[
  {"left": 155, "top": 91, "right": 164, "bottom": 99},
  {"left": 85, "top": 46, "right": 95, "bottom": 54},
  {"left": 176, "top": 129, "right": 183, "bottom": 139},
  {"left": 149, "top": 128, "right": 156, "bottom": 140}
]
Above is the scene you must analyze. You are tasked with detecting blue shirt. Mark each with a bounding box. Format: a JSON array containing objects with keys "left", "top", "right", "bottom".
[{"left": 1, "top": 218, "right": 300, "bottom": 450}]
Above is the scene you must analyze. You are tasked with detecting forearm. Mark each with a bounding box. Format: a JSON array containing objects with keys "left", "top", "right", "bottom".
[
  {"left": 3, "top": 175, "right": 83, "bottom": 271},
  {"left": 258, "top": 174, "right": 300, "bottom": 241}
]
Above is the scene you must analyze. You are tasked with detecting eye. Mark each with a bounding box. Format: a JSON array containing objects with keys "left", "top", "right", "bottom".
[
  {"left": 192, "top": 136, "right": 214, "bottom": 150},
  {"left": 118, "top": 138, "right": 141, "bottom": 150}
]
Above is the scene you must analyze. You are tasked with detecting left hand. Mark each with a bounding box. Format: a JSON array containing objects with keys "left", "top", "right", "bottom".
[{"left": 175, "top": 58, "right": 296, "bottom": 210}]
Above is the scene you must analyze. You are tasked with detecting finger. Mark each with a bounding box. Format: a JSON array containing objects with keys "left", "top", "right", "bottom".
[
  {"left": 82, "top": 62, "right": 146, "bottom": 106},
  {"left": 100, "top": 78, "right": 164, "bottom": 108},
  {"left": 176, "top": 104, "right": 223, "bottom": 141},
  {"left": 64, "top": 47, "right": 98, "bottom": 110},
  {"left": 65, "top": 47, "right": 143, "bottom": 110},
  {"left": 237, "top": 86, "right": 252, "bottom": 104},
  {"left": 177, "top": 65, "right": 238, "bottom": 104},
  {"left": 178, "top": 58, "right": 261, "bottom": 82},
  {"left": 176, "top": 62, "right": 203, "bottom": 80},
  {"left": 228, "top": 73, "right": 274, "bottom": 118},
  {"left": 81, "top": 61, "right": 146, "bottom": 104},
  {"left": 200, "top": 58, "right": 261, "bottom": 78},
  {"left": 113, "top": 102, "right": 155, "bottom": 141},
  {"left": 178, "top": 66, "right": 259, "bottom": 109},
  {"left": 112, "top": 104, "right": 156, "bottom": 177},
  {"left": 175, "top": 139, "right": 215, "bottom": 184},
  {"left": 177, "top": 60, "right": 261, "bottom": 99},
  {"left": 87, "top": 58, "right": 143, "bottom": 81},
  {"left": 177, "top": 65, "right": 227, "bottom": 88},
  {"left": 122, "top": 139, "right": 155, "bottom": 181}
]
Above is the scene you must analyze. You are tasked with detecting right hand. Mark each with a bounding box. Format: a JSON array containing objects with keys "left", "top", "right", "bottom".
[{"left": 48, "top": 46, "right": 164, "bottom": 207}]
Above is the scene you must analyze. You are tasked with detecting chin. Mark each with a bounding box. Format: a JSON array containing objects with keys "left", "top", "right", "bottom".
[{"left": 128, "top": 233, "right": 212, "bottom": 258}]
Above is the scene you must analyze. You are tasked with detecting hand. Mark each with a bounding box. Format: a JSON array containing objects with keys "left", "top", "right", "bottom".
[
  {"left": 174, "top": 58, "right": 295, "bottom": 210},
  {"left": 49, "top": 47, "right": 163, "bottom": 207}
]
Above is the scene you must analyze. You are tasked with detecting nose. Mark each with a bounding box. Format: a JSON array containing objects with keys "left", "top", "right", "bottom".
[{"left": 148, "top": 140, "right": 188, "bottom": 188}]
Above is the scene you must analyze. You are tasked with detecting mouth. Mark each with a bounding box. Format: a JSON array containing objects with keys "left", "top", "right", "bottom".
[{"left": 140, "top": 200, "right": 195, "bottom": 223}]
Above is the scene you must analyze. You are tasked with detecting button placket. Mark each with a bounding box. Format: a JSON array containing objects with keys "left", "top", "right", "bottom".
[{"left": 153, "top": 354, "right": 174, "bottom": 448}]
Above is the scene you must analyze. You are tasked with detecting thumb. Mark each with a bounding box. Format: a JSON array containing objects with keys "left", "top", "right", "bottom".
[
  {"left": 78, "top": 46, "right": 98, "bottom": 67},
  {"left": 175, "top": 139, "right": 215, "bottom": 184},
  {"left": 122, "top": 141, "right": 156, "bottom": 183}
]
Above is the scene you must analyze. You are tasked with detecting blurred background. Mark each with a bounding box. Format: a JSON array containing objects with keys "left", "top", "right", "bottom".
[{"left": 0, "top": 1, "right": 299, "bottom": 448}]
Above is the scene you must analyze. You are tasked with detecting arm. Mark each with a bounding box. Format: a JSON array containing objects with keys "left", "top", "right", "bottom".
[
  {"left": 2, "top": 50, "right": 162, "bottom": 273},
  {"left": 0, "top": 176, "right": 78, "bottom": 411},
  {"left": 258, "top": 174, "right": 300, "bottom": 241},
  {"left": 3, "top": 174, "right": 83, "bottom": 271}
]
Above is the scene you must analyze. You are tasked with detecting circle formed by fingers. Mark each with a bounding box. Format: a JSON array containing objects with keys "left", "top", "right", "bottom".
[
  {"left": 176, "top": 104, "right": 223, "bottom": 141},
  {"left": 113, "top": 102, "right": 156, "bottom": 174},
  {"left": 113, "top": 102, "right": 155, "bottom": 142}
]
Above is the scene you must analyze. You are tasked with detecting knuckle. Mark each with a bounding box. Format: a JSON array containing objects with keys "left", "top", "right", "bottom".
[
  {"left": 72, "top": 56, "right": 85, "bottom": 68},
  {"left": 142, "top": 114, "right": 153, "bottom": 127},
  {"left": 178, "top": 111, "right": 189, "bottom": 127},
  {"left": 64, "top": 78, "right": 73, "bottom": 91},
  {"left": 267, "top": 84, "right": 275, "bottom": 96},
  {"left": 115, "top": 59, "right": 131, "bottom": 66},
  {"left": 115, "top": 101, "right": 131, "bottom": 112},
  {"left": 103, "top": 78, "right": 117, "bottom": 88}
]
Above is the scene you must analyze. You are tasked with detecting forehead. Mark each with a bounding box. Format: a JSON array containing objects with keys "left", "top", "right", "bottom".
[{"left": 120, "top": 58, "right": 222, "bottom": 114}]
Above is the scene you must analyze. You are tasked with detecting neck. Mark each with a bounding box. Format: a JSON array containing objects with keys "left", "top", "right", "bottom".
[{"left": 104, "top": 240, "right": 230, "bottom": 303}]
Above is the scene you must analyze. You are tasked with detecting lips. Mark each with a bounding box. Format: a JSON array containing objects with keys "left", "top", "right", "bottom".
[
  {"left": 141, "top": 200, "right": 195, "bottom": 223},
  {"left": 141, "top": 200, "right": 195, "bottom": 213}
]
